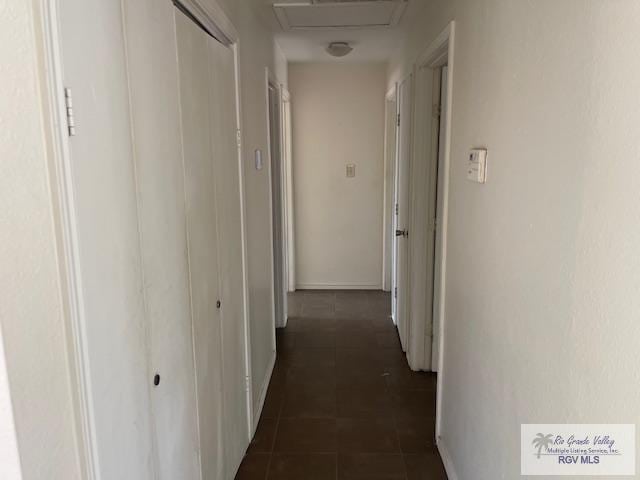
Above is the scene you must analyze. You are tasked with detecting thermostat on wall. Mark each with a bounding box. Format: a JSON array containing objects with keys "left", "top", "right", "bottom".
[{"left": 467, "top": 148, "right": 487, "bottom": 183}]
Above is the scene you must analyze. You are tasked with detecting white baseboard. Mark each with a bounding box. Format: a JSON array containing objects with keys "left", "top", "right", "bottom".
[
  {"left": 295, "top": 282, "right": 382, "bottom": 290},
  {"left": 251, "top": 350, "right": 276, "bottom": 436},
  {"left": 437, "top": 436, "right": 459, "bottom": 480}
]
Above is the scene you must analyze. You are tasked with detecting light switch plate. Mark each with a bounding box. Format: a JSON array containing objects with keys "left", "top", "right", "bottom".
[
  {"left": 467, "top": 148, "right": 487, "bottom": 183},
  {"left": 346, "top": 164, "right": 356, "bottom": 178}
]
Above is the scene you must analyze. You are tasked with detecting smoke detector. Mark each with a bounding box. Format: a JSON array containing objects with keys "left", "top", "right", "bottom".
[{"left": 326, "top": 42, "right": 354, "bottom": 57}]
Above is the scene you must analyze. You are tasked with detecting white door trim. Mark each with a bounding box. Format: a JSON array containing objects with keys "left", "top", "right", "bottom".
[
  {"left": 411, "top": 20, "right": 456, "bottom": 444},
  {"left": 281, "top": 87, "right": 296, "bottom": 293},
  {"left": 382, "top": 86, "right": 398, "bottom": 292},
  {"left": 38, "top": 1, "right": 100, "bottom": 477},
  {"left": 265, "top": 67, "right": 281, "bottom": 335},
  {"left": 230, "top": 41, "right": 254, "bottom": 441}
]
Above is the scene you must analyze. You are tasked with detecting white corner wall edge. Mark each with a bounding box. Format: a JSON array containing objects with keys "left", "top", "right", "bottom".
[
  {"left": 251, "top": 351, "right": 276, "bottom": 436},
  {"left": 437, "top": 437, "right": 459, "bottom": 480},
  {"left": 0, "top": 332, "right": 22, "bottom": 480},
  {"left": 296, "top": 283, "right": 382, "bottom": 290}
]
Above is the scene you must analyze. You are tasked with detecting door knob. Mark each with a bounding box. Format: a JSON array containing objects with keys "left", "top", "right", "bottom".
[{"left": 395, "top": 229, "right": 408, "bottom": 238}]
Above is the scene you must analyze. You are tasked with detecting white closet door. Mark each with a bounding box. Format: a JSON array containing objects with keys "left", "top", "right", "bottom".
[
  {"left": 122, "top": 1, "right": 200, "bottom": 478},
  {"left": 58, "top": 0, "right": 155, "bottom": 477},
  {"left": 208, "top": 38, "right": 250, "bottom": 476},
  {"left": 175, "top": 9, "right": 225, "bottom": 480}
]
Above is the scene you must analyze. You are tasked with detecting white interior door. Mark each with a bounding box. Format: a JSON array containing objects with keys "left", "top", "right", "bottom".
[
  {"left": 175, "top": 10, "right": 225, "bottom": 479},
  {"left": 431, "top": 65, "right": 449, "bottom": 371},
  {"left": 269, "top": 84, "right": 287, "bottom": 327},
  {"left": 58, "top": 0, "right": 155, "bottom": 477},
  {"left": 393, "top": 74, "right": 413, "bottom": 351}
]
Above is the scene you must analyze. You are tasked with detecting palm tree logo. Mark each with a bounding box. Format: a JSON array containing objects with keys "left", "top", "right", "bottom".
[{"left": 532, "top": 433, "right": 554, "bottom": 459}]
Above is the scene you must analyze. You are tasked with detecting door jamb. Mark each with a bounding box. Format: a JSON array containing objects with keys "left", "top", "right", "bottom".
[
  {"left": 382, "top": 86, "right": 398, "bottom": 293},
  {"left": 412, "top": 21, "right": 456, "bottom": 442},
  {"left": 265, "top": 67, "right": 282, "bottom": 337},
  {"left": 266, "top": 76, "right": 289, "bottom": 329},
  {"left": 281, "top": 88, "right": 296, "bottom": 293}
]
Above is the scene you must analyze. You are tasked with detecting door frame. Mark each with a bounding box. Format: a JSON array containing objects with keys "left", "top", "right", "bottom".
[
  {"left": 38, "top": 2, "right": 255, "bottom": 477},
  {"left": 382, "top": 86, "right": 398, "bottom": 293},
  {"left": 411, "top": 21, "right": 456, "bottom": 444},
  {"left": 265, "top": 68, "right": 288, "bottom": 330},
  {"left": 281, "top": 88, "right": 296, "bottom": 293}
]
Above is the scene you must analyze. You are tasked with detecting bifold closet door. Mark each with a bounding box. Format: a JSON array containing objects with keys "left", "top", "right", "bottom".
[
  {"left": 121, "top": 0, "right": 200, "bottom": 478},
  {"left": 175, "top": 9, "right": 225, "bottom": 480},
  {"left": 208, "top": 36, "right": 250, "bottom": 475}
]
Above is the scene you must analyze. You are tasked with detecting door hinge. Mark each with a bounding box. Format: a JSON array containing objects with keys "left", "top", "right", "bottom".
[
  {"left": 236, "top": 129, "right": 242, "bottom": 148},
  {"left": 433, "top": 103, "right": 442, "bottom": 119},
  {"left": 394, "top": 287, "right": 398, "bottom": 299},
  {"left": 245, "top": 375, "right": 250, "bottom": 392},
  {"left": 397, "top": 113, "right": 401, "bottom": 127},
  {"left": 395, "top": 203, "right": 399, "bottom": 215},
  {"left": 64, "top": 87, "right": 76, "bottom": 136}
]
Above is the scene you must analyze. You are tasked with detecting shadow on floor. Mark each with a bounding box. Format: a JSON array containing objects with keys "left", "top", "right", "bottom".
[{"left": 236, "top": 290, "right": 447, "bottom": 480}]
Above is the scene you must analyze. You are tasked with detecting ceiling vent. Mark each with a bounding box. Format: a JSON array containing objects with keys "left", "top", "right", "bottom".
[{"left": 273, "top": 1, "right": 408, "bottom": 30}]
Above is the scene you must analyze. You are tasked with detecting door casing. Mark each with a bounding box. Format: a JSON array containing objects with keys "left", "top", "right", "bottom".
[{"left": 410, "top": 21, "right": 456, "bottom": 442}]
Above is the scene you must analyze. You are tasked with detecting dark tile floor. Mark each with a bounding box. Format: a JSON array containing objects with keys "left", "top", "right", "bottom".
[{"left": 236, "top": 290, "right": 447, "bottom": 480}]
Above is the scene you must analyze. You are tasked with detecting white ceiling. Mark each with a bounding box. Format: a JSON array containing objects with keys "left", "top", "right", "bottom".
[{"left": 251, "top": 0, "right": 425, "bottom": 63}]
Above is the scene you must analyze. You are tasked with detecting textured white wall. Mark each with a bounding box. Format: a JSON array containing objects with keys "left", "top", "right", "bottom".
[
  {"left": 0, "top": 0, "right": 82, "bottom": 478},
  {"left": 390, "top": 1, "right": 640, "bottom": 479},
  {"left": 290, "top": 62, "right": 386, "bottom": 289}
]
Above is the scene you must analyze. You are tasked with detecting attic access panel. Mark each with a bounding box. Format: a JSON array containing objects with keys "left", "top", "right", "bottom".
[{"left": 273, "top": 1, "right": 408, "bottom": 30}]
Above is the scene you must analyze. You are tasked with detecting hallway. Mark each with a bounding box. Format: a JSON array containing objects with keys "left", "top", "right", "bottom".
[{"left": 236, "top": 291, "right": 447, "bottom": 480}]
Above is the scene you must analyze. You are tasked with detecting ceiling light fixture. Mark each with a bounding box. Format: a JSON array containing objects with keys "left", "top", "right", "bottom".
[{"left": 326, "top": 42, "right": 354, "bottom": 58}]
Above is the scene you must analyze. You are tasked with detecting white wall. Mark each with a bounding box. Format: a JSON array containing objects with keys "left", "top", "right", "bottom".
[
  {"left": 0, "top": 0, "right": 83, "bottom": 478},
  {"left": 390, "top": 1, "right": 640, "bottom": 479},
  {"left": 290, "top": 63, "right": 386, "bottom": 290}
]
